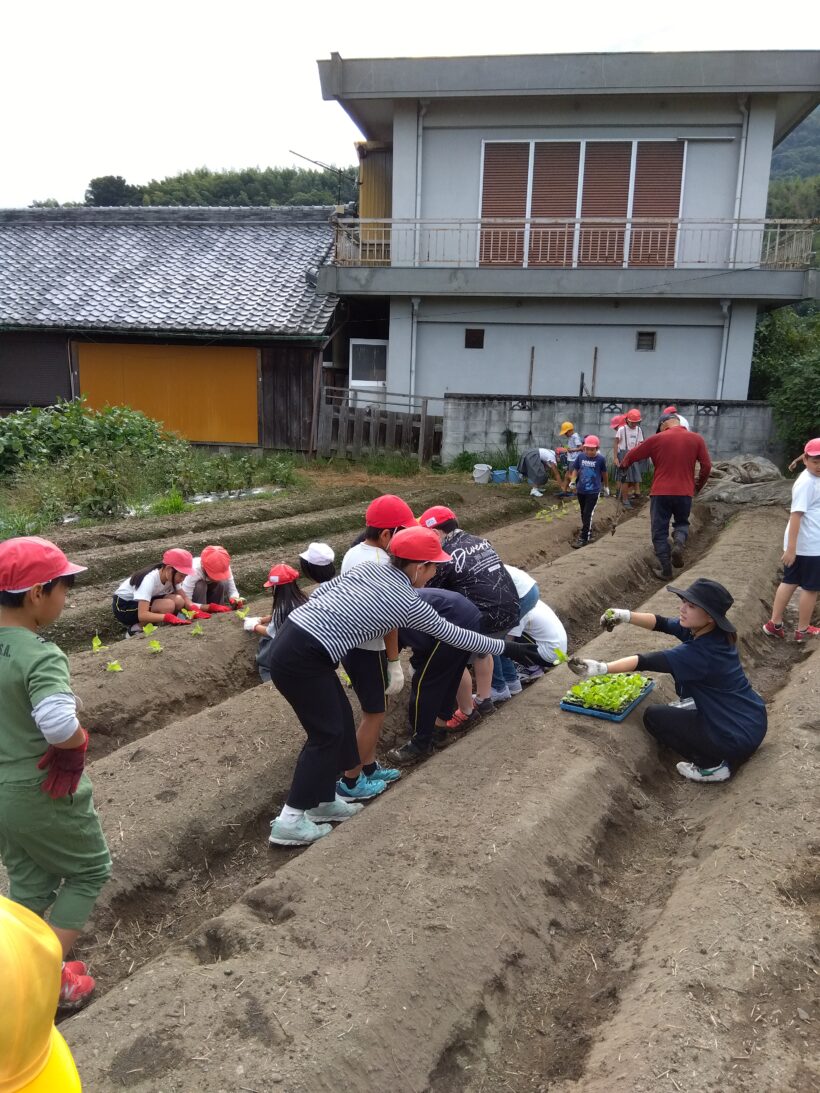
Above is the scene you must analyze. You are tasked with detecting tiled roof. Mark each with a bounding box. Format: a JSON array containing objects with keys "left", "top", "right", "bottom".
[{"left": 0, "top": 207, "right": 338, "bottom": 338}]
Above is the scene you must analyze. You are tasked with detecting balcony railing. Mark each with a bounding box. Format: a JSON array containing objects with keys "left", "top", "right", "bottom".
[{"left": 332, "top": 217, "right": 817, "bottom": 272}]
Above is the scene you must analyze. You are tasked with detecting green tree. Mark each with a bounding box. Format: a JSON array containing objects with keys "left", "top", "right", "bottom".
[
  {"left": 85, "top": 175, "right": 143, "bottom": 206},
  {"left": 750, "top": 305, "right": 820, "bottom": 401},
  {"left": 770, "top": 108, "right": 820, "bottom": 180},
  {"left": 767, "top": 175, "right": 820, "bottom": 219},
  {"left": 769, "top": 353, "right": 820, "bottom": 455}
]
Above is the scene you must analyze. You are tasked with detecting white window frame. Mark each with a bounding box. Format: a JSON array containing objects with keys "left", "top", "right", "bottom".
[{"left": 349, "top": 338, "right": 389, "bottom": 388}]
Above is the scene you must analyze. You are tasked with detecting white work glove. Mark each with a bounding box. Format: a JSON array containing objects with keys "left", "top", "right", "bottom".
[
  {"left": 385, "top": 659, "right": 405, "bottom": 696},
  {"left": 568, "top": 657, "right": 608, "bottom": 678},
  {"left": 243, "top": 616, "right": 262, "bottom": 632},
  {"left": 603, "top": 486, "right": 611, "bottom": 497},
  {"left": 600, "top": 608, "right": 630, "bottom": 629}
]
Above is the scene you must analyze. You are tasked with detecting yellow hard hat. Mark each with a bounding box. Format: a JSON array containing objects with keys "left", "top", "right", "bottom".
[
  {"left": 559, "top": 421, "right": 574, "bottom": 435},
  {"left": 0, "top": 896, "right": 82, "bottom": 1092}
]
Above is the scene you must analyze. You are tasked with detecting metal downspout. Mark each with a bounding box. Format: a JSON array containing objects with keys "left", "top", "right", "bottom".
[
  {"left": 731, "top": 96, "right": 750, "bottom": 268},
  {"left": 716, "top": 299, "right": 732, "bottom": 399}
]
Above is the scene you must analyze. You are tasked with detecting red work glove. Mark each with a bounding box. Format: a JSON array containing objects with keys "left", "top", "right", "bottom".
[
  {"left": 205, "top": 603, "right": 232, "bottom": 614},
  {"left": 163, "top": 613, "right": 191, "bottom": 626},
  {"left": 37, "top": 728, "right": 88, "bottom": 799},
  {"left": 191, "top": 608, "right": 211, "bottom": 620},
  {"left": 229, "top": 597, "right": 246, "bottom": 609}
]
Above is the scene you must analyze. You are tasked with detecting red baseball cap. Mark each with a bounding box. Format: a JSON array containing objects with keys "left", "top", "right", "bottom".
[
  {"left": 365, "top": 494, "right": 416, "bottom": 530},
  {"left": 0, "top": 536, "right": 87, "bottom": 593},
  {"left": 388, "top": 527, "right": 452, "bottom": 563},
  {"left": 625, "top": 408, "right": 641, "bottom": 423},
  {"left": 583, "top": 435, "right": 601, "bottom": 448},
  {"left": 162, "top": 548, "right": 195, "bottom": 576},
  {"left": 610, "top": 413, "right": 626, "bottom": 429},
  {"left": 804, "top": 438, "right": 820, "bottom": 457},
  {"left": 663, "top": 405, "right": 678, "bottom": 415},
  {"left": 417, "top": 505, "right": 457, "bottom": 529},
  {"left": 201, "top": 545, "right": 231, "bottom": 581},
  {"left": 264, "top": 563, "right": 299, "bottom": 588}
]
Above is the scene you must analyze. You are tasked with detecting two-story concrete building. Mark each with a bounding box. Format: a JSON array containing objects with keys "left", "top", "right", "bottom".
[{"left": 317, "top": 51, "right": 819, "bottom": 406}]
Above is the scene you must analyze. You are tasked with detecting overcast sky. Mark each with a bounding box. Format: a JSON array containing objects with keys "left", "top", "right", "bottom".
[{"left": 3, "top": 0, "right": 817, "bottom": 207}]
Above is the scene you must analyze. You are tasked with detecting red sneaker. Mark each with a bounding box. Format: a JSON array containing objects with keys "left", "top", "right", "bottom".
[
  {"left": 795, "top": 625, "right": 820, "bottom": 643},
  {"left": 444, "top": 703, "right": 480, "bottom": 731},
  {"left": 761, "top": 620, "right": 785, "bottom": 638},
  {"left": 63, "top": 959, "right": 88, "bottom": 976},
  {"left": 59, "top": 964, "right": 96, "bottom": 1010}
]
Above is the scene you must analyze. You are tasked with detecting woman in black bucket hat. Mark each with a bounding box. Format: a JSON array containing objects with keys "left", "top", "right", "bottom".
[{"left": 569, "top": 578, "right": 767, "bottom": 783}]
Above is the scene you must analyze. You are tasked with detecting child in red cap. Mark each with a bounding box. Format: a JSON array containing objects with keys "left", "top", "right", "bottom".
[
  {"left": 0, "top": 537, "right": 111, "bottom": 1012},
  {"left": 613, "top": 409, "right": 644, "bottom": 508},
  {"left": 763, "top": 437, "right": 820, "bottom": 642},
  {"left": 243, "top": 564, "right": 308, "bottom": 679},
  {"left": 111, "top": 547, "right": 207, "bottom": 633},
  {"left": 567, "top": 437, "right": 610, "bottom": 547},
  {"left": 179, "top": 544, "right": 245, "bottom": 612}
]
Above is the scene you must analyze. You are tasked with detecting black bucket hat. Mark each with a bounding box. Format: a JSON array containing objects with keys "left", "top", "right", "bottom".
[{"left": 667, "top": 578, "right": 736, "bottom": 633}]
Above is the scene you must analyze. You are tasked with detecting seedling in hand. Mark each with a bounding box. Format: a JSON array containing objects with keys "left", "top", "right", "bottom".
[
  {"left": 91, "top": 633, "right": 107, "bottom": 653},
  {"left": 106, "top": 660, "right": 123, "bottom": 672},
  {"left": 552, "top": 647, "right": 568, "bottom": 664},
  {"left": 181, "top": 608, "right": 195, "bottom": 620},
  {"left": 602, "top": 609, "right": 617, "bottom": 633},
  {"left": 148, "top": 639, "right": 163, "bottom": 654}
]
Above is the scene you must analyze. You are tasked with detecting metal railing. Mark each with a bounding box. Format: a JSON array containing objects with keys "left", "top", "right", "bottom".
[{"left": 332, "top": 217, "right": 817, "bottom": 271}]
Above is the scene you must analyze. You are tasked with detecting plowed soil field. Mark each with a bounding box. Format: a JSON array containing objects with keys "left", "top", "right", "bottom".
[{"left": 4, "top": 475, "right": 817, "bottom": 1093}]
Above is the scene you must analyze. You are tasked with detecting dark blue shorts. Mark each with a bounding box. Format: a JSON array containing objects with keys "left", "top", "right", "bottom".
[
  {"left": 341, "top": 647, "right": 388, "bottom": 714},
  {"left": 782, "top": 555, "right": 820, "bottom": 592}
]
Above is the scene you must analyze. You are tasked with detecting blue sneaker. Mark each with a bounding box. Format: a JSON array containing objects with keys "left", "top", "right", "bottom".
[
  {"left": 368, "top": 763, "right": 401, "bottom": 783},
  {"left": 268, "top": 816, "right": 332, "bottom": 847},
  {"left": 336, "top": 773, "right": 388, "bottom": 801}
]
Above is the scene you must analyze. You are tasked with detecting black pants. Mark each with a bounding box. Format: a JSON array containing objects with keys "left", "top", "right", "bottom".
[
  {"left": 191, "top": 578, "right": 231, "bottom": 606},
  {"left": 650, "top": 495, "right": 692, "bottom": 567},
  {"left": 408, "top": 642, "right": 471, "bottom": 747},
  {"left": 643, "top": 704, "right": 757, "bottom": 769},
  {"left": 577, "top": 492, "right": 599, "bottom": 542},
  {"left": 264, "top": 620, "right": 361, "bottom": 810}
]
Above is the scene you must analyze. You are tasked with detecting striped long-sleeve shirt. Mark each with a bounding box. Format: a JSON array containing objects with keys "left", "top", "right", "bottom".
[{"left": 287, "top": 561, "right": 505, "bottom": 664}]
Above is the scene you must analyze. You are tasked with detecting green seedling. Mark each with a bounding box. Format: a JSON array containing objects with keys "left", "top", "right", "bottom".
[
  {"left": 552, "top": 647, "right": 568, "bottom": 664},
  {"left": 181, "top": 608, "right": 195, "bottom": 620},
  {"left": 190, "top": 622, "right": 204, "bottom": 636},
  {"left": 602, "top": 609, "right": 617, "bottom": 633},
  {"left": 105, "top": 660, "right": 123, "bottom": 672},
  {"left": 148, "top": 639, "right": 163, "bottom": 654},
  {"left": 562, "top": 673, "right": 650, "bottom": 714},
  {"left": 142, "top": 623, "right": 157, "bottom": 636},
  {"left": 91, "top": 633, "right": 107, "bottom": 653},
  {"left": 236, "top": 607, "right": 250, "bottom": 620}
]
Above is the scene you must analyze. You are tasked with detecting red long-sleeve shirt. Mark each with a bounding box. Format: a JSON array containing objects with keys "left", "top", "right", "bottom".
[{"left": 621, "top": 426, "right": 712, "bottom": 496}]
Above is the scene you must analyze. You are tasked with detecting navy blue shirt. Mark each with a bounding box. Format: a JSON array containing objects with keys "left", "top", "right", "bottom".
[
  {"left": 653, "top": 617, "right": 767, "bottom": 754},
  {"left": 427, "top": 529, "right": 519, "bottom": 633},
  {"left": 399, "top": 588, "right": 482, "bottom": 660},
  {"left": 572, "top": 453, "right": 607, "bottom": 495}
]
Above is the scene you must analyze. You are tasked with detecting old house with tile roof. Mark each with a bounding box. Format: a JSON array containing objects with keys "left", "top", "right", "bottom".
[{"left": 0, "top": 205, "right": 340, "bottom": 449}]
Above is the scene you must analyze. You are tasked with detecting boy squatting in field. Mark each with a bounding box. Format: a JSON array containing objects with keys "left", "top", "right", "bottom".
[{"left": 0, "top": 536, "right": 111, "bottom": 1011}]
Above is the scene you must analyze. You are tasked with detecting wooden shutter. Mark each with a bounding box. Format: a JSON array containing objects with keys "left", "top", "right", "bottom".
[
  {"left": 528, "top": 142, "right": 580, "bottom": 267},
  {"left": 629, "top": 141, "right": 684, "bottom": 266},
  {"left": 578, "top": 142, "right": 631, "bottom": 265},
  {"left": 480, "top": 143, "right": 529, "bottom": 266}
]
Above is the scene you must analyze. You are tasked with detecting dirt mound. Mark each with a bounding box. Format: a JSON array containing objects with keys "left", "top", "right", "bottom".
[{"left": 63, "top": 508, "right": 812, "bottom": 1093}]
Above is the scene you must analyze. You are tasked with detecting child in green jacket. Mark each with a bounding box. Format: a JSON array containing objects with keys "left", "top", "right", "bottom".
[{"left": 0, "top": 536, "right": 111, "bottom": 1011}]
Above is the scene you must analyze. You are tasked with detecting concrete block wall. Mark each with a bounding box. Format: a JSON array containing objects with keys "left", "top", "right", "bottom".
[{"left": 441, "top": 394, "right": 781, "bottom": 465}]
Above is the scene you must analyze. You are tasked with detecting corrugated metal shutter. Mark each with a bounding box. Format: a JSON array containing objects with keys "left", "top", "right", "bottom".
[
  {"left": 0, "top": 333, "right": 71, "bottom": 410},
  {"left": 529, "top": 142, "right": 580, "bottom": 267},
  {"left": 579, "top": 142, "right": 631, "bottom": 265},
  {"left": 480, "top": 143, "right": 529, "bottom": 266},
  {"left": 629, "top": 141, "right": 684, "bottom": 266}
]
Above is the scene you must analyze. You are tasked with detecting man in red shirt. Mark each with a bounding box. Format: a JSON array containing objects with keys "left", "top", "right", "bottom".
[{"left": 621, "top": 415, "right": 712, "bottom": 579}]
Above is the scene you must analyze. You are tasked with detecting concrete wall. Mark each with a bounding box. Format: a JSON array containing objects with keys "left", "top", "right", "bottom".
[
  {"left": 441, "top": 394, "right": 779, "bottom": 464},
  {"left": 395, "top": 297, "right": 756, "bottom": 402}
]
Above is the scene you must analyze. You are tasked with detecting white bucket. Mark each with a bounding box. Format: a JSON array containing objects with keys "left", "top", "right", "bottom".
[{"left": 472, "top": 463, "right": 492, "bottom": 484}]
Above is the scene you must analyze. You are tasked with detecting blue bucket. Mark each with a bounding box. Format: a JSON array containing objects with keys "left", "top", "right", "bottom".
[
  {"left": 490, "top": 469, "right": 508, "bottom": 484},
  {"left": 507, "top": 466, "right": 522, "bottom": 484}
]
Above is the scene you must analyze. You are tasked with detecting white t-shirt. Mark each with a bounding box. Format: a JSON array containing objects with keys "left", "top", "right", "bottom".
[
  {"left": 180, "top": 556, "right": 239, "bottom": 602},
  {"left": 676, "top": 414, "right": 690, "bottom": 430},
  {"left": 785, "top": 469, "right": 820, "bottom": 556},
  {"left": 537, "top": 448, "right": 557, "bottom": 466},
  {"left": 504, "top": 564, "right": 537, "bottom": 600},
  {"left": 341, "top": 541, "right": 391, "bottom": 650},
  {"left": 564, "top": 432, "right": 583, "bottom": 452},
  {"left": 507, "top": 600, "right": 568, "bottom": 664},
  {"left": 615, "top": 424, "right": 644, "bottom": 452},
  {"left": 114, "top": 569, "right": 175, "bottom": 603}
]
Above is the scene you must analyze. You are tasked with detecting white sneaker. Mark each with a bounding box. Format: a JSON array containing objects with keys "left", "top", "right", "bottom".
[
  {"left": 670, "top": 697, "right": 697, "bottom": 710},
  {"left": 507, "top": 677, "right": 523, "bottom": 696},
  {"left": 305, "top": 798, "right": 364, "bottom": 823},
  {"left": 490, "top": 685, "right": 512, "bottom": 703},
  {"left": 530, "top": 487, "right": 544, "bottom": 497},
  {"left": 676, "top": 761, "right": 730, "bottom": 783},
  {"left": 268, "top": 816, "right": 333, "bottom": 846}
]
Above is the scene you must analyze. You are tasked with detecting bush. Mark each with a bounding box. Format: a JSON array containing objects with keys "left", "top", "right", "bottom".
[{"left": 769, "top": 353, "right": 820, "bottom": 455}]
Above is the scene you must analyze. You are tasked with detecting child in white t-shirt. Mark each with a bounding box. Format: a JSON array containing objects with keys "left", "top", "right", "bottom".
[
  {"left": 614, "top": 409, "right": 645, "bottom": 507},
  {"left": 762, "top": 437, "right": 820, "bottom": 642},
  {"left": 111, "top": 548, "right": 203, "bottom": 633}
]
